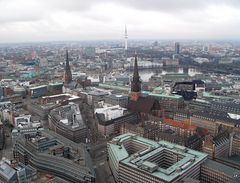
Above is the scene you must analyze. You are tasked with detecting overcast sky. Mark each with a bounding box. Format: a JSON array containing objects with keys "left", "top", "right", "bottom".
[{"left": 0, "top": 0, "right": 240, "bottom": 42}]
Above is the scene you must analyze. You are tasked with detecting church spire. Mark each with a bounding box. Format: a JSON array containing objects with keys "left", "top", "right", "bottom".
[
  {"left": 133, "top": 54, "right": 139, "bottom": 79},
  {"left": 66, "top": 49, "right": 69, "bottom": 68},
  {"left": 130, "top": 54, "right": 141, "bottom": 101},
  {"left": 64, "top": 49, "right": 72, "bottom": 84}
]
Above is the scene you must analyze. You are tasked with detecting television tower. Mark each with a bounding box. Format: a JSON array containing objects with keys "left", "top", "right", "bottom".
[{"left": 124, "top": 25, "right": 128, "bottom": 51}]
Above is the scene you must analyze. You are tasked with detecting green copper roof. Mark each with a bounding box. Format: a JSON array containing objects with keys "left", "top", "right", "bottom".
[
  {"left": 98, "top": 83, "right": 183, "bottom": 100},
  {"left": 203, "top": 92, "right": 231, "bottom": 99},
  {"left": 98, "top": 83, "right": 130, "bottom": 91},
  {"left": 148, "top": 93, "right": 183, "bottom": 99},
  {"left": 29, "top": 85, "right": 48, "bottom": 90},
  {"left": 108, "top": 133, "right": 207, "bottom": 182}
]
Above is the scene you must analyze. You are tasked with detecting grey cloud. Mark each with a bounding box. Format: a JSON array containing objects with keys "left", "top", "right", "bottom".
[
  {"left": 1, "top": 0, "right": 239, "bottom": 24},
  {"left": 113, "top": 0, "right": 240, "bottom": 12},
  {"left": 0, "top": 13, "right": 43, "bottom": 24},
  {"left": 46, "top": 0, "right": 106, "bottom": 11},
  {"left": 48, "top": 0, "right": 240, "bottom": 12},
  {"left": 0, "top": 0, "right": 107, "bottom": 24},
  {"left": 0, "top": 0, "right": 239, "bottom": 42},
  {"left": 0, "top": 0, "right": 46, "bottom": 23}
]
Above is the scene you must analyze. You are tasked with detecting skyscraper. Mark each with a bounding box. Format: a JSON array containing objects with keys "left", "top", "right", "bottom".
[
  {"left": 175, "top": 42, "right": 180, "bottom": 54},
  {"left": 63, "top": 50, "right": 72, "bottom": 84},
  {"left": 124, "top": 25, "right": 128, "bottom": 51}
]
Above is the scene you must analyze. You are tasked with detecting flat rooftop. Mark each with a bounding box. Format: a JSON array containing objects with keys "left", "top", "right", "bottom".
[
  {"left": 203, "top": 159, "right": 240, "bottom": 178},
  {"left": 141, "top": 91, "right": 183, "bottom": 99},
  {"left": 29, "top": 85, "right": 48, "bottom": 90},
  {"left": 108, "top": 133, "right": 208, "bottom": 182},
  {"left": 0, "top": 159, "right": 15, "bottom": 180},
  {"left": 50, "top": 102, "right": 86, "bottom": 130},
  {"left": 41, "top": 93, "right": 80, "bottom": 101}
]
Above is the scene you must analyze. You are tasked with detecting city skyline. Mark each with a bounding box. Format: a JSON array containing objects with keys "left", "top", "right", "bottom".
[
  {"left": 0, "top": 0, "right": 240, "bottom": 43},
  {"left": 1, "top": 16, "right": 240, "bottom": 182}
]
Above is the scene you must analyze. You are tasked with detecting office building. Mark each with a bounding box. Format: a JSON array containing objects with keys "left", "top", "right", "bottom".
[
  {"left": 202, "top": 131, "right": 230, "bottom": 159},
  {"left": 13, "top": 86, "right": 27, "bottom": 98},
  {"left": 191, "top": 110, "right": 240, "bottom": 135},
  {"left": 107, "top": 133, "right": 208, "bottom": 183},
  {"left": 48, "top": 102, "right": 87, "bottom": 143},
  {"left": 0, "top": 87, "right": 3, "bottom": 99},
  {"left": 47, "top": 82, "right": 63, "bottom": 95},
  {"left": 211, "top": 101, "right": 240, "bottom": 115},
  {"left": 95, "top": 105, "right": 137, "bottom": 137},
  {"left": 14, "top": 114, "right": 32, "bottom": 127},
  {"left": 12, "top": 126, "right": 44, "bottom": 145},
  {"left": 13, "top": 130, "right": 95, "bottom": 183},
  {"left": 104, "top": 94, "right": 129, "bottom": 108},
  {"left": 84, "top": 47, "right": 96, "bottom": 58},
  {"left": 29, "top": 85, "right": 48, "bottom": 98},
  {"left": 175, "top": 42, "right": 180, "bottom": 54},
  {"left": 0, "top": 121, "right": 4, "bottom": 150},
  {"left": 147, "top": 92, "right": 184, "bottom": 110},
  {"left": 120, "top": 119, "right": 204, "bottom": 150},
  {"left": 201, "top": 159, "right": 240, "bottom": 183},
  {"left": 28, "top": 93, "right": 80, "bottom": 120},
  {"left": 0, "top": 158, "right": 36, "bottom": 183},
  {"left": 230, "top": 133, "right": 240, "bottom": 156},
  {"left": 40, "top": 93, "right": 80, "bottom": 104}
]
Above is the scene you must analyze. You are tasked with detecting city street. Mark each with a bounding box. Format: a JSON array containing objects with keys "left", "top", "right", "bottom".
[
  {"left": 95, "top": 160, "right": 115, "bottom": 183},
  {"left": 0, "top": 125, "right": 13, "bottom": 160}
]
